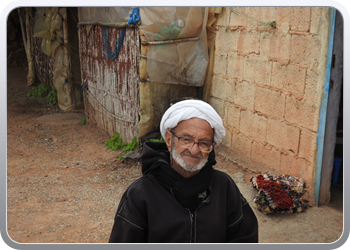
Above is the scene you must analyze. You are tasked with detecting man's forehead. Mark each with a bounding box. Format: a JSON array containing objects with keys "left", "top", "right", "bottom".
[{"left": 173, "top": 118, "right": 214, "bottom": 137}]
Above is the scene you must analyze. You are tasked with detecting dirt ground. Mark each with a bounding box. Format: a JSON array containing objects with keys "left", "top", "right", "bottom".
[{"left": 6, "top": 65, "right": 344, "bottom": 245}]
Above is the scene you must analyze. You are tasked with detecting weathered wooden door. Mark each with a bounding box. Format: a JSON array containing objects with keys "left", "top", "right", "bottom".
[{"left": 78, "top": 25, "right": 140, "bottom": 143}]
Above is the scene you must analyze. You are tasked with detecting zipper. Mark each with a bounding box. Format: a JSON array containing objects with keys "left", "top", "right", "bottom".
[
  {"left": 189, "top": 211, "right": 195, "bottom": 243},
  {"left": 188, "top": 186, "right": 212, "bottom": 243}
]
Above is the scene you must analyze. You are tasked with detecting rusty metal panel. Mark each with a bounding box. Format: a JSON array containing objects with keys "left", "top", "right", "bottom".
[{"left": 79, "top": 25, "right": 140, "bottom": 143}]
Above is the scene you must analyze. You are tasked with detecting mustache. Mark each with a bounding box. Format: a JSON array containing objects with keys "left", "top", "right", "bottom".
[{"left": 180, "top": 150, "right": 203, "bottom": 159}]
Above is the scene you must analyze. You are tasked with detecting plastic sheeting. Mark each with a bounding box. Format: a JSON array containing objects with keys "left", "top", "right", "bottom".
[
  {"left": 31, "top": 7, "right": 75, "bottom": 111},
  {"left": 77, "top": 7, "right": 210, "bottom": 87},
  {"left": 139, "top": 7, "right": 205, "bottom": 41},
  {"left": 53, "top": 45, "right": 73, "bottom": 111},
  {"left": 32, "top": 7, "right": 64, "bottom": 56},
  {"left": 203, "top": 7, "right": 223, "bottom": 102},
  {"left": 139, "top": 7, "right": 209, "bottom": 87}
]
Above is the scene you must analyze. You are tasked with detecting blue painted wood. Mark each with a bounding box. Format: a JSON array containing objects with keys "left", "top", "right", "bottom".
[{"left": 314, "top": 8, "right": 337, "bottom": 206}]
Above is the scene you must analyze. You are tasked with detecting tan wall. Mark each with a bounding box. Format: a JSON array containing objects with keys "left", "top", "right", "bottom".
[{"left": 210, "top": 7, "right": 331, "bottom": 203}]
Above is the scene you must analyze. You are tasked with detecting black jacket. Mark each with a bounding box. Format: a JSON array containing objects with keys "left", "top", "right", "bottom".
[{"left": 108, "top": 142, "right": 258, "bottom": 243}]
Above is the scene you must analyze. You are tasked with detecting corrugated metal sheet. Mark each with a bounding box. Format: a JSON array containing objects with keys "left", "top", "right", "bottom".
[{"left": 79, "top": 25, "right": 140, "bottom": 143}]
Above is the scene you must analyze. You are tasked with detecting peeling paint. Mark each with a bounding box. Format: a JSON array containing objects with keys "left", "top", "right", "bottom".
[{"left": 79, "top": 25, "right": 140, "bottom": 142}]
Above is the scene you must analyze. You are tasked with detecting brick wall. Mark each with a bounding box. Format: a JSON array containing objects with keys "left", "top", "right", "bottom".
[{"left": 210, "top": 7, "right": 331, "bottom": 201}]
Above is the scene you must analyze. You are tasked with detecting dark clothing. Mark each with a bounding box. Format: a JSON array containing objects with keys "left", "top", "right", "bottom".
[{"left": 108, "top": 142, "right": 259, "bottom": 243}]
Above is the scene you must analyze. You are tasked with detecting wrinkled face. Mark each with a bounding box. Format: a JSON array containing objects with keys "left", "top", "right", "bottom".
[{"left": 165, "top": 118, "right": 214, "bottom": 172}]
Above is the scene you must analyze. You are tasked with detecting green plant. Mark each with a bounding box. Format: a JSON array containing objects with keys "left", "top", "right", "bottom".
[
  {"left": 27, "top": 82, "right": 48, "bottom": 98},
  {"left": 79, "top": 115, "right": 86, "bottom": 126},
  {"left": 27, "top": 83, "right": 58, "bottom": 106},
  {"left": 123, "top": 136, "right": 138, "bottom": 153},
  {"left": 105, "top": 133, "right": 138, "bottom": 161},
  {"left": 105, "top": 132, "right": 125, "bottom": 151},
  {"left": 43, "top": 86, "right": 58, "bottom": 106},
  {"left": 150, "top": 136, "right": 165, "bottom": 142},
  {"left": 118, "top": 137, "right": 138, "bottom": 161}
]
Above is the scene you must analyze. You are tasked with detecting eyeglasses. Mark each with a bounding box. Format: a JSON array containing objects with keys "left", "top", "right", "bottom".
[{"left": 169, "top": 130, "right": 214, "bottom": 153}]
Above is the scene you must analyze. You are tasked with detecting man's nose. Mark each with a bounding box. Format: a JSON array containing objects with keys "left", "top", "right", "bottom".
[{"left": 188, "top": 142, "right": 201, "bottom": 156}]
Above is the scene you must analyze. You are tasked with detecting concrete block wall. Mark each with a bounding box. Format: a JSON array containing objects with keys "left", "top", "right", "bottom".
[{"left": 210, "top": 7, "right": 331, "bottom": 202}]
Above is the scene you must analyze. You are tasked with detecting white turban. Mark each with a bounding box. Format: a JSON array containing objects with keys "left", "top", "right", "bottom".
[{"left": 160, "top": 100, "right": 226, "bottom": 145}]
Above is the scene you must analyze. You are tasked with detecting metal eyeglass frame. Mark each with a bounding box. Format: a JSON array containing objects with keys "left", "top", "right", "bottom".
[{"left": 169, "top": 130, "right": 214, "bottom": 153}]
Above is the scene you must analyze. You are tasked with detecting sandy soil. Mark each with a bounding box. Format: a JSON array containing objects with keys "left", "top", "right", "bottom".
[{"left": 6, "top": 66, "right": 344, "bottom": 245}]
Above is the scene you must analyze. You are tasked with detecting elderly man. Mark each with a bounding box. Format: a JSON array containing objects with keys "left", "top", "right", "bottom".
[{"left": 108, "top": 99, "right": 258, "bottom": 243}]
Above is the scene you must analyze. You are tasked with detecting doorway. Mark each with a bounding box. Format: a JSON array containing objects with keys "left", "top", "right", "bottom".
[
  {"left": 330, "top": 83, "right": 343, "bottom": 212},
  {"left": 319, "top": 9, "right": 343, "bottom": 208}
]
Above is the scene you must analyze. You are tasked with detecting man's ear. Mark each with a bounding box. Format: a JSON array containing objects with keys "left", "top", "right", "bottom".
[{"left": 164, "top": 130, "right": 173, "bottom": 152}]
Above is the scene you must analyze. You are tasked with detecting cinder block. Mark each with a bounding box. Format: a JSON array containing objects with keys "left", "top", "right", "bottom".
[
  {"left": 266, "top": 119, "right": 300, "bottom": 153},
  {"left": 211, "top": 75, "right": 235, "bottom": 102},
  {"left": 305, "top": 68, "right": 321, "bottom": 102},
  {"left": 268, "top": 33, "right": 291, "bottom": 63},
  {"left": 299, "top": 129, "right": 317, "bottom": 162},
  {"left": 290, "top": 34, "right": 322, "bottom": 67},
  {"left": 211, "top": 75, "right": 223, "bottom": 99},
  {"left": 290, "top": 7, "right": 311, "bottom": 32},
  {"left": 245, "top": 7, "right": 277, "bottom": 31},
  {"left": 275, "top": 7, "right": 291, "bottom": 34},
  {"left": 271, "top": 62, "right": 306, "bottom": 95},
  {"left": 240, "top": 110, "right": 267, "bottom": 141},
  {"left": 285, "top": 95, "right": 319, "bottom": 132},
  {"left": 229, "top": 7, "right": 247, "bottom": 27},
  {"left": 227, "top": 53, "right": 245, "bottom": 79},
  {"left": 310, "top": 7, "right": 328, "bottom": 35},
  {"left": 221, "top": 126, "right": 232, "bottom": 148},
  {"left": 213, "top": 53, "right": 228, "bottom": 76},
  {"left": 301, "top": 162, "right": 314, "bottom": 184},
  {"left": 215, "top": 28, "right": 239, "bottom": 52},
  {"left": 255, "top": 87, "right": 285, "bottom": 119},
  {"left": 280, "top": 151, "right": 310, "bottom": 177},
  {"left": 251, "top": 141, "right": 281, "bottom": 170},
  {"left": 231, "top": 130, "right": 252, "bottom": 162},
  {"left": 234, "top": 81, "right": 255, "bottom": 110},
  {"left": 226, "top": 105, "right": 240, "bottom": 129},
  {"left": 240, "top": 31, "right": 260, "bottom": 54},
  {"left": 244, "top": 56, "right": 272, "bottom": 85},
  {"left": 259, "top": 32, "right": 270, "bottom": 61},
  {"left": 209, "top": 97, "right": 225, "bottom": 119}
]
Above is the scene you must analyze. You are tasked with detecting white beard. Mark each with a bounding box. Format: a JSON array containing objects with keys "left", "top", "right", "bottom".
[{"left": 171, "top": 144, "right": 208, "bottom": 172}]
